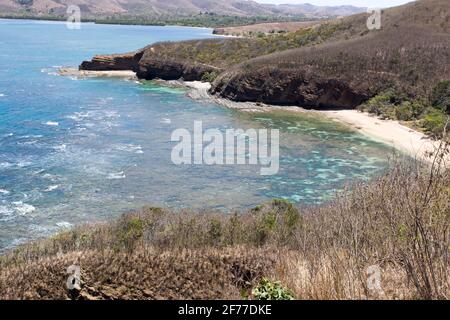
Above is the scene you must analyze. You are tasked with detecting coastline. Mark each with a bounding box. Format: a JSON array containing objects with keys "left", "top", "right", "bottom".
[
  {"left": 58, "top": 67, "right": 137, "bottom": 80},
  {"left": 58, "top": 69, "right": 447, "bottom": 164},
  {"left": 178, "top": 80, "right": 447, "bottom": 164},
  {"left": 178, "top": 81, "right": 449, "bottom": 162},
  {"left": 320, "top": 110, "right": 446, "bottom": 163}
]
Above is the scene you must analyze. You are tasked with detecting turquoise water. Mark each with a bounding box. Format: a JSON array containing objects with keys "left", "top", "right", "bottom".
[{"left": 0, "top": 19, "right": 393, "bottom": 250}]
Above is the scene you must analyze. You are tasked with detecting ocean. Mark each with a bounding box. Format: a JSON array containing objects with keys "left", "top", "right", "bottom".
[{"left": 0, "top": 19, "right": 393, "bottom": 251}]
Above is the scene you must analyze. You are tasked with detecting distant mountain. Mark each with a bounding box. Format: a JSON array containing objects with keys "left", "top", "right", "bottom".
[
  {"left": 265, "top": 3, "right": 367, "bottom": 18},
  {"left": 0, "top": 0, "right": 366, "bottom": 19}
]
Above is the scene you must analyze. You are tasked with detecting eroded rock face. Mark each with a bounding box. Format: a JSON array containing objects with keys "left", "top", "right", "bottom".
[
  {"left": 136, "top": 57, "right": 220, "bottom": 81},
  {"left": 80, "top": 47, "right": 220, "bottom": 82},
  {"left": 79, "top": 51, "right": 144, "bottom": 72},
  {"left": 210, "top": 69, "right": 368, "bottom": 109}
]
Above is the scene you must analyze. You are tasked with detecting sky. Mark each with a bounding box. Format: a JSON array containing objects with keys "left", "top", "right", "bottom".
[{"left": 256, "top": 0, "right": 414, "bottom": 8}]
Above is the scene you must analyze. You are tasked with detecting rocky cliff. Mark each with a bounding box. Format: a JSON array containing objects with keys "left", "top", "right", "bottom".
[
  {"left": 80, "top": 46, "right": 221, "bottom": 82},
  {"left": 79, "top": 51, "right": 143, "bottom": 72},
  {"left": 79, "top": 0, "right": 450, "bottom": 110}
]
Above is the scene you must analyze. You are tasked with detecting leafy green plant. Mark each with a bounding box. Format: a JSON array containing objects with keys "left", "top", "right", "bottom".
[
  {"left": 201, "top": 71, "right": 218, "bottom": 83},
  {"left": 431, "top": 80, "right": 450, "bottom": 114},
  {"left": 394, "top": 101, "right": 427, "bottom": 121},
  {"left": 117, "top": 216, "right": 144, "bottom": 249},
  {"left": 252, "top": 199, "right": 300, "bottom": 245},
  {"left": 252, "top": 278, "right": 295, "bottom": 300},
  {"left": 208, "top": 218, "right": 223, "bottom": 245},
  {"left": 422, "top": 108, "right": 448, "bottom": 138}
]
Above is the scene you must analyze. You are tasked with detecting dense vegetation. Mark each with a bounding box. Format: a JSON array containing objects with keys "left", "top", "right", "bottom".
[
  {"left": 0, "top": 13, "right": 311, "bottom": 28},
  {"left": 95, "top": 14, "right": 310, "bottom": 28},
  {"left": 358, "top": 81, "right": 450, "bottom": 138},
  {"left": 144, "top": 22, "right": 351, "bottom": 69},
  {"left": 1, "top": 150, "right": 448, "bottom": 300}
]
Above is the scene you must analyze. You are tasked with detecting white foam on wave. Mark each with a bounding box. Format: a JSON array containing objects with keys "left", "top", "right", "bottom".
[
  {"left": 0, "top": 162, "right": 12, "bottom": 169},
  {"left": 0, "top": 93, "right": 5, "bottom": 97},
  {"left": 20, "top": 139, "right": 39, "bottom": 146},
  {"left": 53, "top": 144, "right": 67, "bottom": 152},
  {"left": 56, "top": 221, "right": 73, "bottom": 229},
  {"left": 17, "top": 161, "right": 32, "bottom": 168},
  {"left": 0, "top": 205, "right": 13, "bottom": 217},
  {"left": 67, "top": 111, "right": 89, "bottom": 122},
  {"left": 19, "top": 134, "right": 43, "bottom": 139},
  {"left": 40, "top": 68, "right": 59, "bottom": 76},
  {"left": 115, "top": 143, "right": 144, "bottom": 154},
  {"left": 0, "top": 189, "right": 10, "bottom": 195},
  {"left": 161, "top": 118, "right": 171, "bottom": 124},
  {"left": 44, "top": 185, "right": 59, "bottom": 192},
  {"left": 44, "top": 121, "right": 59, "bottom": 126},
  {"left": 41, "top": 173, "right": 59, "bottom": 182},
  {"left": 12, "top": 201, "right": 36, "bottom": 215},
  {"left": 107, "top": 171, "right": 126, "bottom": 180}
]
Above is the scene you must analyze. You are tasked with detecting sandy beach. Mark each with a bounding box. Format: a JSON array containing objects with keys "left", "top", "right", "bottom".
[{"left": 320, "top": 110, "right": 447, "bottom": 163}]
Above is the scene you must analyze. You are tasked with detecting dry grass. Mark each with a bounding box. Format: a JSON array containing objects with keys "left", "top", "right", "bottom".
[
  {"left": 0, "top": 147, "right": 448, "bottom": 300},
  {"left": 213, "top": 21, "right": 323, "bottom": 37}
]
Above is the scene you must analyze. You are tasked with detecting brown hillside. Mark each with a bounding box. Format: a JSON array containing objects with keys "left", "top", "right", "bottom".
[
  {"left": 211, "top": 0, "right": 450, "bottom": 109},
  {"left": 0, "top": 0, "right": 364, "bottom": 18}
]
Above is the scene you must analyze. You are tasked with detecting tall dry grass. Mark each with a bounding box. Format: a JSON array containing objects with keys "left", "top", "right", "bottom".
[{"left": 0, "top": 145, "right": 448, "bottom": 300}]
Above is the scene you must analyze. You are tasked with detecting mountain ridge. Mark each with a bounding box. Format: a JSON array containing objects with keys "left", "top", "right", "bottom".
[{"left": 0, "top": 0, "right": 366, "bottom": 19}]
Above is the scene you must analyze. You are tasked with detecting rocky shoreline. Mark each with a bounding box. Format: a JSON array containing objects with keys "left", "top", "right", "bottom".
[
  {"left": 78, "top": 46, "right": 368, "bottom": 110},
  {"left": 179, "top": 80, "right": 447, "bottom": 164},
  {"left": 80, "top": 49, "right": 221, "bottom": 83}
]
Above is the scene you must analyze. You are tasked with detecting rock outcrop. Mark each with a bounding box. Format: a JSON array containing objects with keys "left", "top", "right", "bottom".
[
  {"left": 79, "top": 0, "right": 450, "bottom": 110},
  {"left": 79, "top": 51, "right": 143, "bottom": 72},
  {"left": 137, "top": 54, "right": 220, "bottom": 81},
  {"left": 80, "top": 47, "right": 220, "bottom": 82},
  {"left": 210, "top": 70, "right": 368, "bottom": 109}
]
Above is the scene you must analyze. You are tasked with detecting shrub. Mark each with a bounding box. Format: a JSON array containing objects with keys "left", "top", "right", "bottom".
[
  {"left": 360, "top": 90, "right": 399, "bottom": 118},
  {"left": 252, "top": 278, "right": 295, "bottom": 300},
  {"left": 252, "top": 199, "right": 300, "bottom": 245},
  {"left": 431, "top": 80, "right": 450, "bottom": 114},
  {"left": 395, "top": 101, "right": 427, "bottom": 121},
  {"left": 422, "top": 108, "right": 448, "bottom": 138},
  {"left": 208, "top": 218, "right": 223, "bottom": 245},
  {"left": 201, "top": 71, "right": 218, "bottom": 83},
  {"left": 116, "top": 216, "right": 144, "bottom": 249},
  {"left": 1, "top": 156, "right": 448, "bottom": 300}
]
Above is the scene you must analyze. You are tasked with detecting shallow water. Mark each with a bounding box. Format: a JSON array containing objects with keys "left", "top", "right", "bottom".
[{"left": 0, "top": 19, "right": 394, "bottom": 250}]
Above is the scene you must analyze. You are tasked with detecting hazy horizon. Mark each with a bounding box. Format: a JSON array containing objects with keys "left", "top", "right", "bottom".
[{"left": 256, "top": 0, "right": 414, "bottom": 8}]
